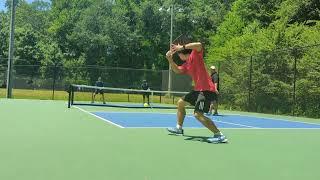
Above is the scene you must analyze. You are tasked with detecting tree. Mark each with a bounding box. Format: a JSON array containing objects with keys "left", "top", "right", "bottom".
[{"left": 206, "top": 0, "right": 320, "bottom": 117}]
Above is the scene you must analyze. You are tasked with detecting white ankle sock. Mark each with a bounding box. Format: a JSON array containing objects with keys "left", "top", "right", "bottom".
[
  {"left": 176, "top": 124, "right": 182, "bottom": 129},
  {"left": 214, "top": 132, "right": 222, "bottom": 136}
]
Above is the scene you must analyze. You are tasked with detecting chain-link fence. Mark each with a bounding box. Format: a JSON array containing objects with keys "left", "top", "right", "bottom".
[
  {"left": 0, "top": 64, "right": 193, "bottom": 99},
  {"left": 216, "top": 44, "right": 320, "bottom": 118}
]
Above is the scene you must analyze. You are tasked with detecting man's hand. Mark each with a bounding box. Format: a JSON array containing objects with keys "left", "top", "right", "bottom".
[
  {"left": 171, "top": 44, "right": 183, "bottom": 53},
  {"left": 165, "top": 50, "right": 182, "bottom": 74},
  {"left": 166, "top": 50, "right": 174, "bottom": 61}
]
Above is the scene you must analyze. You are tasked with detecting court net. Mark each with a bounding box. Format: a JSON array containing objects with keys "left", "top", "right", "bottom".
[{"left": 68, "top": 84, "right": 192, "bottom": 109}]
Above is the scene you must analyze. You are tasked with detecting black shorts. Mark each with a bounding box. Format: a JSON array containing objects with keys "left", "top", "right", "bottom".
[
  {"left": 94, "top": 89, "right": 104, "bottom": 94},
  {"left": 142, "top": 92, "right": 150, "bottom": 96},
  {"left": 182, "top": 91, "right": 217, "bottom": 113},
  {"left": 211, "top": 93, "right": 218, "bottom": 102},
  {"left": 143, "top": 93, "right": 150, "bottom": 97}
]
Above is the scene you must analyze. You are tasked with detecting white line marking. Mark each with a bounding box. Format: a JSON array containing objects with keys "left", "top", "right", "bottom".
[
  {"left": 226, "top": 113, "right": 320, "bottom": 126},
  {"left": 186, "top": 115, "right": 260, "bottom": 128},
  {"left": 73, "top": 106, "right": 124, "bottom": 128},
  {"left": 215, "top": 120, "right": 259, "bottom": 128},
  {"left": 94, "top": 111, "right": 178, "bottom": 114},
  {"left": 94, "top": 111, "right": 242, "bottom": 116},
  {"left": 125, "top": 127, "right": 320, "bottom": 129}
]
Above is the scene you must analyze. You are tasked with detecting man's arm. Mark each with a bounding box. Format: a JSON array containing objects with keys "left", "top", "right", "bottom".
[
  {"left": 214, "top": 83, "right": 219, "bottom": 94},
  {"left": 213, "top": 74, "right": 219, "bottom": 94},
  {"left": 171, "top": 42, "right": 202, "bottom": 52},
  {"left": 166, "top": 50, "right": 183, "bottom": 74}
]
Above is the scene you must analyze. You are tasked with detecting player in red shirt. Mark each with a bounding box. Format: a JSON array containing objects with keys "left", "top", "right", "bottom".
[{"left": 165, "top": 40, "right": 228, "bottom": 143}]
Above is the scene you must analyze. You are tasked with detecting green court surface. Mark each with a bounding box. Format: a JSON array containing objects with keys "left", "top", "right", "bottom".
[{"left": 1, "top": 99, "right": 320, "bottom": 180}]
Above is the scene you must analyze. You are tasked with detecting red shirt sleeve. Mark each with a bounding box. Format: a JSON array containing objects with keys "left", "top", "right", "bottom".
[{"left": 178, "top": 49, "right": 203, "bottom": 74}]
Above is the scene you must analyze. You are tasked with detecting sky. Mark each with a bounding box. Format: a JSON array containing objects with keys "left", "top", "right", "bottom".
[{"left": 0, "top": 0, "right": 40, "bottom": 11}]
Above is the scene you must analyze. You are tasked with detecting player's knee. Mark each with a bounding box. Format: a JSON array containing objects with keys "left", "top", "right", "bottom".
[
  {"left": 193, "top": 111, "right": 204, "bottom": 119},
  {"left": 177, "top": 99, "right": 185, "bottom": 108}
]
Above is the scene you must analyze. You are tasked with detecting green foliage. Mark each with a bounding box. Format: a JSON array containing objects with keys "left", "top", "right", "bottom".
[
  {"left": 1, "top": 0, "right": 319, "bottom": 117},
  {"left": 40, "top": 41, "right": 64, "bottom": 78},
  {"left": 0, "top": 12, "right": 9, "bottom": 61},
  {"left": 207, "top": 0, "right": 320, "bottom": 118},
  {"left": 14, "top": 26, "right": 43, "bottom": 77}
]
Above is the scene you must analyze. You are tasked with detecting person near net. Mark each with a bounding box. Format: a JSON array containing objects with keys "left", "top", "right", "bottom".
[
  {"left": 165, "top": 40, "right": 228, "bottom": 143},
  {"left": 141, "top": 80, "right": 150, "bottom": 105},
  {"left": 207, "top": 65, "right": 220, "bottom": 116},
  {"left": 92, "top": 77, "right": 106, "bottom": 104}
]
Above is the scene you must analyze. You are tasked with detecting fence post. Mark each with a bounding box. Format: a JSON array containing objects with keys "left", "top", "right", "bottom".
[
  {"left": 52, "top": 65, "right": 58, "bottom": 100},
  {"left": 6, "top": 0, "right": 17, "bottom": 98},
  {"left": 68, "top": 85, "right": 71, "bottom": 108}
]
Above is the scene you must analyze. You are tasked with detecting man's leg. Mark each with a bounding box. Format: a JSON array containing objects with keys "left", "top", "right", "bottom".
[
  {"left": 177, "top": 98, "right": 186, "bottom": 127},
  {"left": 194, "top": 92, "right": 227, "bottom": 143},
  {"left": 102, "top": 93, "right": 106, "bottom": 104},
  {"left": 167, "top": 98, "right": 186, "bottom": 135},
  {"left": 194, "top": 111, "right": 227, "bottom": 143},
  {"left": 208, "top": 101, "right": 214, "bottom": 115},
  {"left": 143, "top": 94, "right": 145, "bottom": 104},
  {"left": 212, "top": 100, "right": 218, "bottom": 114},
  {"left": 194, "top": 111, "right": 219, "bottom": 133},
  {"left": 147, "top": 95, "right": 150, "bottom": 104},
  {"left": 92, "top": 92, "right": 96, "bottom": 103}
]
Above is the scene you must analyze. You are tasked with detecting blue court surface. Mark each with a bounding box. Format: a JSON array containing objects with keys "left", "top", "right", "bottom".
[{"left": 92, "top": 112, "right": 320, "bottom": 129}]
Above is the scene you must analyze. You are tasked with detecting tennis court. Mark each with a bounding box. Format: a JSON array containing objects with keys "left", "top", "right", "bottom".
[
  {"left": 1, "top": 98, "right": 320, "bottom": 180},
  {"left": 90, "top": 111, "right": 320, "bottom": 129},
  {"left": 1, "top": 1, "right": 320, "bottom": 180}
]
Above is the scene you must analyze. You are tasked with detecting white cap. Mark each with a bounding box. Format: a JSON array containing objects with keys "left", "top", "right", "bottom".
[{"left": 210, "top": 66, "right": 216, "bottom": 70}]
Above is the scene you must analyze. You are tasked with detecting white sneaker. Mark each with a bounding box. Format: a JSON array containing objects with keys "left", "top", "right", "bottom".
[{"left": 207, "top": 134, "right": 228, "bottom": 144}]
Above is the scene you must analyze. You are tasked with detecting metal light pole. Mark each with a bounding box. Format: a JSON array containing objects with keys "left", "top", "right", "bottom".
[
  {"left": 168, "top": 4, "right": 173, "bottom": 94},
  {"left": 6, "top": 0, "right": 16, "bottom": 98},
  {"left": 248, "top": 56, "right": 253, "bottom": 111},
  {"left": 292, "top": 50, "right": 297, "bottom": 116}
]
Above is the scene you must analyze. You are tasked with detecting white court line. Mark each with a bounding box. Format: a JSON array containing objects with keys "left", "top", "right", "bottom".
[
  {"left": 73, "top": 106, "right": 124, "bottom": 128},
  {"left": 94, "top": 111, "right": 178, "bottom": 114},
  {"left": 126, "top": 127, "right": 320, "bottom": 129},
  {"left": 94, "top": 111, "right": 242, "bottom": 116},
  {"left": 186, "top": 115, "right": 260, "bottom": 128},
  {"left": 233, "top": 114, "right": 320, "bottom": 126},
  {"left": 215, "top": 120, "right": 259, "bottom": 128}
]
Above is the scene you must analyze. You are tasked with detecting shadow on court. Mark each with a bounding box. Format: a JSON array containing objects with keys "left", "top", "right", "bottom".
[
  {"left": 168, "top": 134, "right": 229, "bottom": 144},
  {"left": 168, "top": 133, "right": 210, "bottom": 143},
  {"left": 183, "top": 135, "right": 210, "bottom": 143}
]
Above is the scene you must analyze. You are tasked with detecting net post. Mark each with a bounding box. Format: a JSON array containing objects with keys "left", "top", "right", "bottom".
[
  {"left": 68, "top": 84, "right": 71, "bottom": 108},
  {"left": 71, "top": 85, "right": 74, "bottom": 105}
]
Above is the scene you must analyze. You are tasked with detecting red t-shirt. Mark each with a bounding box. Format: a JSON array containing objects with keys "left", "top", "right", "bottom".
[{"left": 178, "top": 49, "right": 216, "bottom": 92}]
